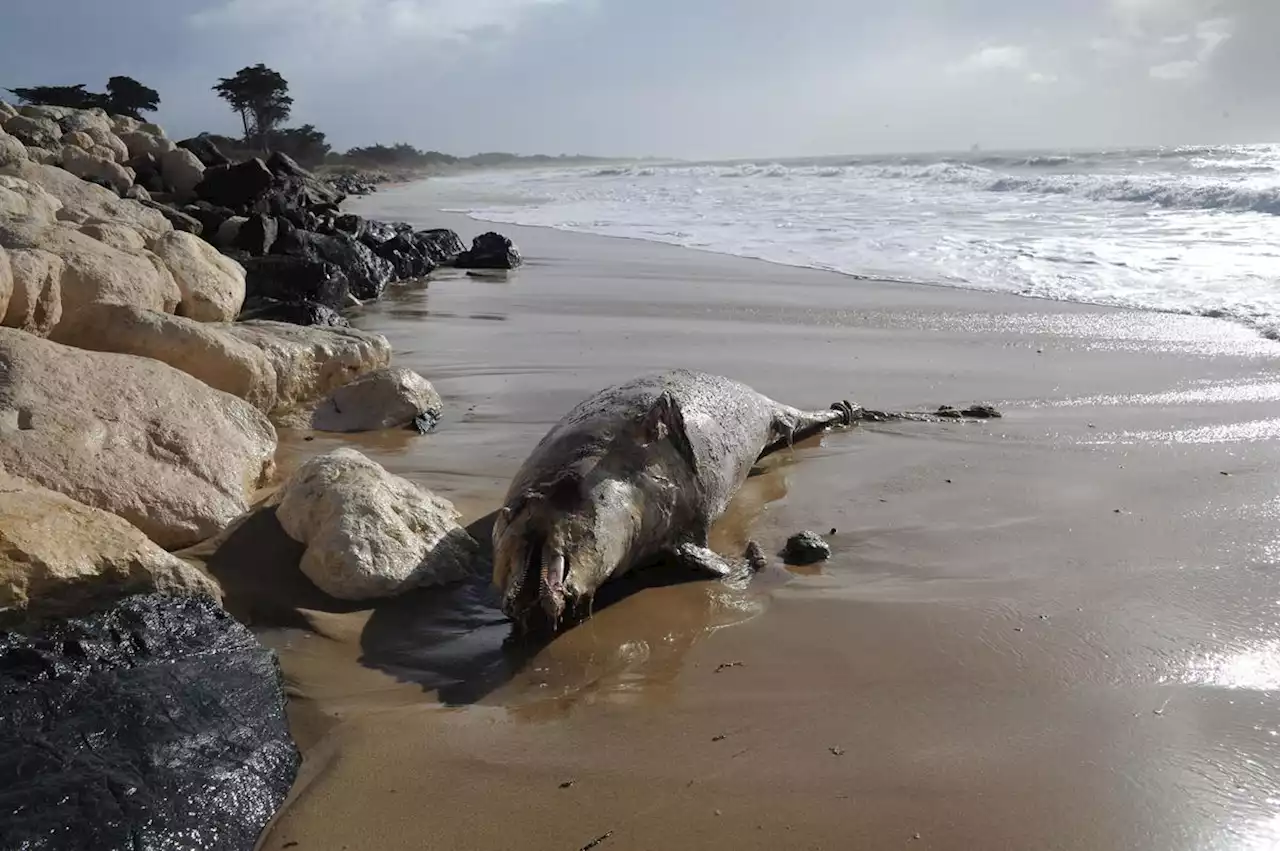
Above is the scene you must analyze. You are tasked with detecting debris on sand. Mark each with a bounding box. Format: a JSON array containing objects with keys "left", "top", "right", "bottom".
[{"left": 782, "top": 531, "right": 832, "bottom": 565}]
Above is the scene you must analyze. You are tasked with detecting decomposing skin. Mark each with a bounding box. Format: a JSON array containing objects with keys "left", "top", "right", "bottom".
[{"left": 492, "top": 369, "right": 855, "bottom": 636}]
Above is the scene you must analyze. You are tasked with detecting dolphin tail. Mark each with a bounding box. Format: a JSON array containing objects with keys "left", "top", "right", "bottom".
[{"left": 758, "top": 400, "right": 858, "bottom": 461}]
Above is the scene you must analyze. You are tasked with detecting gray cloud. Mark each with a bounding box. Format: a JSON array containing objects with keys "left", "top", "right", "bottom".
[{"left": 0, "top": 0, "right": 1277, "bottom": 156}]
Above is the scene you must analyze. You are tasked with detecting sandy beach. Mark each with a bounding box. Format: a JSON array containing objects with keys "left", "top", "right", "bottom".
[{"left": 241, "top": 194, "right": 1280, "bottom": 851}]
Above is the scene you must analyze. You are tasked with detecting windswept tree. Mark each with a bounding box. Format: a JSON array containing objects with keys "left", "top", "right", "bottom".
[
  {"left": 8, "top": 84, "right": 107, "bottom": 110},
  {"left": 9, "top": 77, "right": 160, "bottom": 118},
  {"left": 105, "top": 76, "right": 160, "bottom": 119},
  {"left": 213, "top": 64, "right": 293, "bottom": 151}
]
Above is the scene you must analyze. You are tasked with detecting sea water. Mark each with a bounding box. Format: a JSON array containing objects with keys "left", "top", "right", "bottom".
[{"left": 426, "top": 145, "right": 1280, "bottom": 335}]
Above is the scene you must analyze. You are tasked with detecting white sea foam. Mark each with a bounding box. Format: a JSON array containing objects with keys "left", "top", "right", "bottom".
[{"left": 426, "top": 144, "right": 1280, "bottom": 331}]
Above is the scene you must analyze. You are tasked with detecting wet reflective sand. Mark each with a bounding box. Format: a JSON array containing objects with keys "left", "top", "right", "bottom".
[{"left": 249, "top": 196, "right": 1280, "bottom": 851}]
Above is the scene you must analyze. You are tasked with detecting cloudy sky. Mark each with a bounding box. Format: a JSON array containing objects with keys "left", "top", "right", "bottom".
[{"left": 1, "top": 0, "right": 1275, "bottom": 158}]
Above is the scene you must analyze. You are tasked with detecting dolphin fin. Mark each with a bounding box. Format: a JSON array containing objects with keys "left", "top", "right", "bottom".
[{"left": 639, "top": 391, "right": 700, "bottom": 476}]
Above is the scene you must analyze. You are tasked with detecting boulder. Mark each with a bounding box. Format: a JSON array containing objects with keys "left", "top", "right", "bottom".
[
  {"left": 7, "top": 226, "right": 180, "bottom": 318},
  {"left": 183, "top": 200, "right": 235, "bottom": 237},
  {"left": 223, "top": 320, "right": 391, "bottom": 415},
  {"left": 454, "top": 231, "right": 522, "bottom": 270},
  {"left": 271, "top": 449, "right": 477, "bottom": 600},
  {"left": 110, "top": 114, "right": 141, "bottom": 135},
  {"left": 373, "top": 231, "right": 435, "bottom": 279},
  {"left": 265, "top": 150, "right": 308, "bottom": 177},
  {"left": 140, "top": 199, "right": 202, "bottom": 235},
  {"left": 195, "top": 158, "right": 273, "bottom": 210},
  {"left": 0, "top": 161, "right": 171, "bottom": 237},
  {"left": 60, "top": 145, "right": 134, "bottom": 194},
  {"left": 2, "top": 248, "right": 62, "bottom": 335},
  {"left": 240, "top": 253, "right": 350, "bottom": 309},
  {"left": 160, "top": 147, "right": 205, "bottom": 196},
  {"left": 238, "top": 297, "right": 350, "bottom": 328},
  {"left": 0, "top": 175, "right": 62, "bottom": 225},
  {"left": 0, "top": 248, "right": 10, "bottom": 322},
  {"left": 333, "top": 213, "right": 367, "bottom": 240},
  {"left": 0, "top": 130, "right": 26, "bottom": 169},
  {"left": 18, "top": 105, "right": 73, "bottom": 122},
  {"left": 0, "top": 594, "right": 299, "bottom": 851},
  {"left": 311, "top": 367, "right": 442, "bottom": 433},
  {"left": 177, "top": 135, "right": 231, "bottom": 168},
  {"left": 60, "top": 130, "right": 94, "bottom": 151},
  {"left": 0, "top": 328, "right": 276, "bottom": 548},
  {"left": 53, "top": 304, "right": 278, "bottom": 412},
  {"left": 118, "top": 130, "right": 173, "bottom": 160},
  {"left": 56, "top": 108, "right": 113, "bottom": 139},
  {"left": 275, "top": 228, "right": 394, "bottom": 300},
  {"left": 79, "top": 221, "right": 147, "bottom": 254},
  {"left": 23, "top": 146, "right": 59, "bottom": 166},
  {"left": 0, "top": 470, "right": 221, "bottom": 624},
  {"left": 139, "top": 122, "right": 166, "bottom": 138},
  {"left": 124, "top": 185, "right": 151, "bottom": 203},
  {"left": 81, "top": 126, "right": 129, "bottom": 163},
  {"left": 214, "top": 215, "right": 248, "bottom": 247},
  {"left": 233, "top": 213, "right": 278, "bottom": 256},
  {"left": 150, "top": 230, "right": 245, "bottom": 322},
  {"left": 3, "top": 114, "right": 61, "bottom": 149},
  {"left": 0, "top": 102, "right": 15, "bottom": 122},
  {"left": 416, "top": 228, "right": 467, "bottom": 264}
]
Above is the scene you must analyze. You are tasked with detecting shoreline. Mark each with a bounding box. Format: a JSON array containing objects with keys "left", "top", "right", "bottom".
[{"left": 261, "top": 191, "right": 1280, "bottom": 850}]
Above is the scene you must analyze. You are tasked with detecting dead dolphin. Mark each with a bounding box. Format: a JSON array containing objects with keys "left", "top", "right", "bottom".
[{"left": 492, "top": 369, "right": 855, "bottom": 635}]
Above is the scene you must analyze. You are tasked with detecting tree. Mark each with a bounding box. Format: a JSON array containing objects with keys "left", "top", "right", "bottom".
[
  {"left": 7, "top": 84, "right": 107, "bottom": 110},
  {"left": 105, "top": 76, "right": 160, "bottom": 119},
  {"left": 213, "top": 64, "right": 293, "bottom": 152},
  {"left": 269, "top": 124, "right": 330, "bottom": 167}
]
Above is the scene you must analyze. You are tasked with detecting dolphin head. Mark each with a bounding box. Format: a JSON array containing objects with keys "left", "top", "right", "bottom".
[{"left": 492, "top": 472, "right": 642, "bottom": 637}]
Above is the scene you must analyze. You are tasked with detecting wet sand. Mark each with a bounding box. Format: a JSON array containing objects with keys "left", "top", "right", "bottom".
[{"left": 247, "top": 189, "right": 1280, "bottom": 851}]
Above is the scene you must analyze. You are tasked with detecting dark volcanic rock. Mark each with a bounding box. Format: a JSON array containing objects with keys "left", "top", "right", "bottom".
[
  {"left": 782, "top": 531, "right": 832, "bottom": 566},
  {"left": 239, "top": 253, "right": 351, "bottom": 309},
  {"left": 265, "top": 150, "right": 307, "bottom": 178},
  {"left": 234, "top": 213, "right": 280, "bottom": 256},
  {"left": 453, "top": 231, "right": 522, "bottom": 270},
  {"left": 140, "top": 200, "right": 203, "bottom": 236},
  {"left": 372, "top": 232, "right": 435, "bottom": 280},
  {"left": 361, "top": 219, "right": 412, "bottom": 246},
  {"left": 238, "top": 296, "right": 351, "bottom": 328},
  {"left": 0, "top": 594, "right": 299, "bottom": 851},
  {"left": 126, "top": 153, "right": 163, "bottom": 190},
  {"left": 178, "top": 135, "right": 232, "bottom": 168},
  {"left": 182, "top": 201, "right": 236, "bottom": 237},
  {"left": 274, "top": 229, "right": 393, "bottom": 301},
  {"left": 416, "top": 228, "right": 467, "bottom": 265},
  {"left": 334, "top": 214, "right": 367, "bottom": 241},
  {"left": 195, "top": 158, "right": 274, "bottom": 210}
]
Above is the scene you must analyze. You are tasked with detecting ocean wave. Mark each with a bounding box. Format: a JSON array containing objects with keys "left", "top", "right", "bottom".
[{"left": 983, "top": 173, "right": 1280, "bottom": 215}]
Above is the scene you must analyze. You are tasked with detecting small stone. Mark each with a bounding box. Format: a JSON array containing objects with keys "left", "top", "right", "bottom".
[
  {"left": 829, "top": 746, "right": 845, "bottom": 756},
  {"left": 782, "top": 531, "right": 831, "bottom": 565},
  {"left": 712, "top": 734, "right": 727, "bottom": 742},
  {"left": 559, "top": 780, "right": 575, "bottom": 789}
]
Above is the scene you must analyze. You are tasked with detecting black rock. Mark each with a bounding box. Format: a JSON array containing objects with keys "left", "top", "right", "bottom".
[
  {"left": 177, "top": 135, "right": 232, "bottom": 168},
  {"left": 195, "top": 158, "right": 274, "bottom": 210},
  {"left": 416, "top": 228, "right": 467, "bottom": 265},
  {"left": 372, "top": 232, "right": 435, "bottom": 280},
  {"left": 265, "top": 150, "right": 308, "bottom": 178},
  {"left": 453, "top": 231, "right": 522, "bottom": 270},
  {"left": 140, "top": 200, "right": 203, "bottom": 236},
  {"left": 238, "top": 296, "right": 351, "bottom": 328},
  {"left": 234, "top": 214, "right": 280, "bottom": 257},
  {"left": 126, "top": 152, "right": 161, "bottom": 185},
  {"left": 334, "top": 214, "right": 367, "bottom": 240},
  {"left": 782, "top": 531, "right": 832, "bottom": 565},
  {"left": 181, "top": 201, "right": 237, "bottom": 238},
  {"left": 274, "top": 229, "right": 394, "bottom": 301},
  {"left": 0, "top": 594, "right": 299, "bottom": 851},
  {"left": 361, "top": 219, "right": 413, "bottom": 246},
  {"left": 240, "top": 254, "right": 351, "bottom": 310}
]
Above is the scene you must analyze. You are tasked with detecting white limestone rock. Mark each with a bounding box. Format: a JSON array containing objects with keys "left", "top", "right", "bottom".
[{"left": 311, "top": 367, "right": 443, "bottom": 433}]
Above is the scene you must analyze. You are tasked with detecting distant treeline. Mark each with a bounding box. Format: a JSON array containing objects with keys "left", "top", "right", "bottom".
[{"left": 12, "top": 63, "right": 607, "bottom": 173}]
